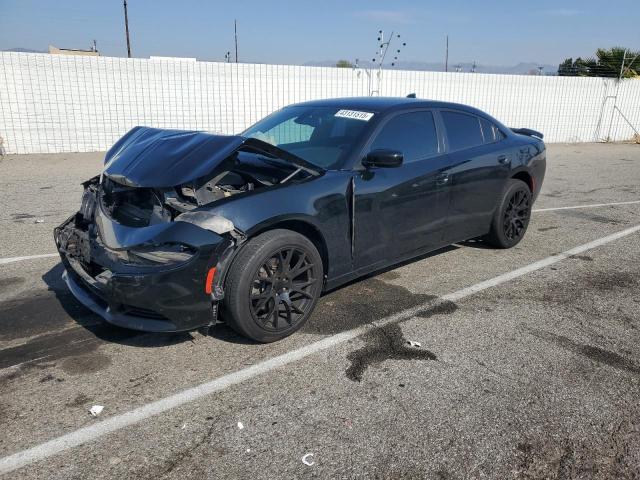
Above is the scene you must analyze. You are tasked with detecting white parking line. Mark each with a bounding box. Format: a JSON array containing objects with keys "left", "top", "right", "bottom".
[
  {"left": 1, "top": 223, "right": 639, "bottom": 475},
  {"left": 0, "top": 254, "right": 58, "bottom": 265},
  {"left": 532, "top": 200, "right": 640, "bottom": 212}
]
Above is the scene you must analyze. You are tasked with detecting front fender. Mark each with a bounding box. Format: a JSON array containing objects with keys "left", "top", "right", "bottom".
[{"left": 205, "top": 171, "right": 354, "bottom": 280}]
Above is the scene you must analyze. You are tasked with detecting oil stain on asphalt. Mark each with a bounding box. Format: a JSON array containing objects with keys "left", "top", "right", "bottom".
[
  {"left": 345, "top": 323, "right": 438, "bottom": 382},
  {"left": 297, "top": 272, "right": 456, "bottom": 380},
  {"left": 582, "top": 271, "right": 636, "bottom": 291},
  {"left": 0, "top": 289, "right": 197, "bottom": 385},
  {"left": 415, "top": 300, "right": 459, "bottom": 319},
  {"left": 0, "top": 276, "right": 25, "bottom": 290},
  {"left": 60, "top": 352, "right": 112, "bottom": 375},
  {"left": 343, "top": 299, "right": 458, "bottom": 382},
  {"left": 559, "top": 209, "right": 622, "bottom": 225},
  {"left": 569, "top": 254, "right": 593, "bottom": 261},
  {"left": 530, "top": 328, "right": 640, "bottom": 376},
  {"left": 303, "top": 277, "right": 436, "bottom": 335},
  {"left": 0, "top": 293, "right": 153, "bottom": 383},
  {"left": 0, "top": 292, "right": 96, "bottom": 341}
]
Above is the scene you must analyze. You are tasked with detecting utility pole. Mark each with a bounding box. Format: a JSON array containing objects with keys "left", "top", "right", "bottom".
[
  {"left": 445, "top": 35, "right": 449, "bottom": 72},
  {"left": 123, "top": 0, "right": 132, "bottom": 58},
  {"left": 234, "top": 19, "right": 238, "bottom": 63}
]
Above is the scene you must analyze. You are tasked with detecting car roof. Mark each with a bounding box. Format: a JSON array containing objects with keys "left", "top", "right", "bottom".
[{"left": 288, "top": 96, "right": 487, "bottom": 116}]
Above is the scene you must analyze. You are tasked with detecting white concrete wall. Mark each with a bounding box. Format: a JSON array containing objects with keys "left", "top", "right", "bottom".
[{"left": 1, "top": 52, "right": 639, "bottom": 154}]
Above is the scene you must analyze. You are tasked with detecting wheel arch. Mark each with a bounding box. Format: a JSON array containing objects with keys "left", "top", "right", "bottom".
[
  {"left": 249, "top": 218, "right": 329, "bottom": 280},
  {"left": 222, "top": 216, "right": 329, "bottom": 290},
  {"left": 510, "top": 169, "right": 534, "bottom": 193}
]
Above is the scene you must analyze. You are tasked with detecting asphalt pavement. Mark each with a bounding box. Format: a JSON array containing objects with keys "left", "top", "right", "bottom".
[{"left": 0, "top": 143, "right": 639, "bottom": 479}]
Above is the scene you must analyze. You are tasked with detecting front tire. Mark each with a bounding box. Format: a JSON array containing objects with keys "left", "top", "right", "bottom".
[
  {"left": 222, "top": 229, "right": 323, "bottom": 342},
  {"left": 484, "top": 179, "right": 532, "bottom": 248}
]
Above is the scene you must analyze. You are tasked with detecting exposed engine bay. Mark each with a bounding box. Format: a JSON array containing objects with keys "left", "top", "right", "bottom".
[{"left": 95, "top": 149, "right": 315, "bottom": 228}]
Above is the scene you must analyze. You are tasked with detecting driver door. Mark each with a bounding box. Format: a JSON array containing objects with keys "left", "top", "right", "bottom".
[{"left": 353, "top": 110, "right": 452, "bottom": 270}]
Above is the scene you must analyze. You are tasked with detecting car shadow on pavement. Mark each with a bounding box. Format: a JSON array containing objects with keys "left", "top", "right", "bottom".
[
  {"left": 41, "top": 263, "right": 196, "bottom": 349},
  {"left": 40, "top": 244, "right": 461, "bottom": 349},
  {"left": 458, "top": 238, "right": 495, "bottom": 250}
]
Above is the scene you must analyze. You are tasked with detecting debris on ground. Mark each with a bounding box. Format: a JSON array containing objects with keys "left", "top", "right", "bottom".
[
  {"left": 407, "top": 340, "right": 422, "bottom": 348},
  {"left": 89, "top": 405, "right": 104, "bottom": 417},
  {"left": 34, "top": 219, "right": 44, "bottom": 224},
  {"left": 237, "top": 421, "right": 244, "bottom": 429},
  {"left": 302, "top": 453, "right": 315, "bottom": 466},
  {"left": 339, "top": 417, "right": 353, "bottom": 429}
]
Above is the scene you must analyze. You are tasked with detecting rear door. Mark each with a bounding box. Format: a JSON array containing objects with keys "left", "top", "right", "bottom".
[
  {"left": 438, "top": 110, "right": 510, "bottom": 242},
  {"left": 353, "top": 110, "right": 451, "bottom": 269}
]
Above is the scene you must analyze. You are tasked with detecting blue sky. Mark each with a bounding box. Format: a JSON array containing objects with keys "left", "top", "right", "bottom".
[{"left": 1, "top": 0, "right": 638, "bottom": 66}]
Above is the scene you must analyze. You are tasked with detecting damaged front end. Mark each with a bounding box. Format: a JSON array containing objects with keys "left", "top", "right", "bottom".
[{"left": 54, "top": 127, "right": 320, "bottom": 332}]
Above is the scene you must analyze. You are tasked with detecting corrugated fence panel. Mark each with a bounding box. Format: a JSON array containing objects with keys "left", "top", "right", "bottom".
[{"left": 1, "top": 52, "right": 639, "bottom": 154}]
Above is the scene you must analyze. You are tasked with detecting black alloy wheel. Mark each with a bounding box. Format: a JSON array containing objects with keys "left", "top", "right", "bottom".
[
  {"left": 223, "top": 229, "right": 323, "bottom": 342},
  {"left": 484, "top": 178, "right": 533, "bottom": 248},
  {"left": 502, "top": 189, "right": 531, "bottom": 241},
  {"left": 249, "top": 247, "right": 317, "bottom": 332}
]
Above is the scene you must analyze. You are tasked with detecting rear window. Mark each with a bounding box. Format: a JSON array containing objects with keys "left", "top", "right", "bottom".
[
  {"left": 441, "top": 111, "right": 484, "bottom": 151},
  {"left": 369, "top": 111, "right": 439, "bottom": 163}
]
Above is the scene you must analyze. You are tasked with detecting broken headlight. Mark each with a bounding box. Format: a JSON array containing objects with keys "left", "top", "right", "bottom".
[
  {"left": 175, "top": 211, "right": 235, "bottom": 235},
  {"left": 126, "top": 243, "right": 196, "bottom": 266}
]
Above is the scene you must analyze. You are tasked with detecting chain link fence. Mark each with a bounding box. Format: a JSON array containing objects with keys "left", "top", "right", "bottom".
[{"left": 1, "top": 52, "right": 639, "bottom": 154}]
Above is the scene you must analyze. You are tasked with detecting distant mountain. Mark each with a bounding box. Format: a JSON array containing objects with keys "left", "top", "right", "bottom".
[
  {"left": 1, "top": 48, "right": 558, "bottom": 74},
  {"left": 305, "top": 60, "right": 558, "bottom": 75},
  {"left": 3, "top": 47, "right": 47, "bottom": 53}
]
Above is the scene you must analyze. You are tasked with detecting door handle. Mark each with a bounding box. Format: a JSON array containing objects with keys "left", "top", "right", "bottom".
[
  {"left": 497, "top": 154, "right": 510, "bottom": 165},
  {"left": 436, "top": 173, "right": 450, "bottom": 186}
]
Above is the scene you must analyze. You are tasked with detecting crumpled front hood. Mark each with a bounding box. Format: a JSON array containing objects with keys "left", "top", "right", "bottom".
[{"left": 103, "top": 127, "right": 245, "bottom": 188}]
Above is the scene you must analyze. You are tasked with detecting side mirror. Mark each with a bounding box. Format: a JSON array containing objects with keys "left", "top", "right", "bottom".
[{"left": 363, "top": 149, "right": 403, "bottom": 168}]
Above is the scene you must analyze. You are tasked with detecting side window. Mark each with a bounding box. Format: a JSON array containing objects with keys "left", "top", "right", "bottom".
[
  {"left": 479, "top": 117, "right": 505, "bottom": 144},
  {"left": 441, "top": 111, "right": 484, "bottom": 151},
  {"left": 479, "top": 118, "right": 495, "bottom": 143},
  {"left": 369, "top": 111, "right": 439, "bottom": 163}
]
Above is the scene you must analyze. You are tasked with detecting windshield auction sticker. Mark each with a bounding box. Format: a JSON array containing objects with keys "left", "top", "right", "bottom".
[{"left": 334, "top": 110, "right": 374, "bottom": 121}]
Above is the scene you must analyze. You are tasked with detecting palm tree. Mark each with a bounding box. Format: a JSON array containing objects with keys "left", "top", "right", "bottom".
[
  {"left": 558, "top": 47, "right": 639, "bottom": 78},
  {"left": 595, "top": 47, "right": 639, "bottom": 78}
]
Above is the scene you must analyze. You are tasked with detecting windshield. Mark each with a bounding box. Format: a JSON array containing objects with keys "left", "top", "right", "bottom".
[{"left": 242, "top": 106, "right": 373, "bottom": 169}]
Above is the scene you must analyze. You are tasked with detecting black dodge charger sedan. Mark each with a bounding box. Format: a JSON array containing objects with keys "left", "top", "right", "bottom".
[{"left": 55, "top": 97, "right": 546, "bottom": 342}]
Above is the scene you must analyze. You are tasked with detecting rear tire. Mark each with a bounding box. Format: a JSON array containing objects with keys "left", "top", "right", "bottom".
[
  {"left": 484, "top": 179, "right": 532, "bottom": 249},
  {"left": 222, "top": 229, "right": 323, "bottom": 342}
]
